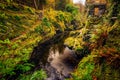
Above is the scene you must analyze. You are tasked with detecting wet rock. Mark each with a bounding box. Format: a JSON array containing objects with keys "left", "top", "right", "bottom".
[{"left": 46, "top": 47, "right": 78, "bottom": 80}]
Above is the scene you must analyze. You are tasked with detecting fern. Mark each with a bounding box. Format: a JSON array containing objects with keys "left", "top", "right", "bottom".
[
  {"left": 0, "top": 39, "right": 11, "bottom": 44},
  {"left": 18, "top": 69, "right": 47, "bottom": 80}
]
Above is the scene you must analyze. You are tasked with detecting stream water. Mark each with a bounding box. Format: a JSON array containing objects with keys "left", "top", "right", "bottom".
[
  {"left": 46, "top": 45, "right": 79, "bottom": 80},
  {"left": 30, "top": 32, "right": 80, "bottom": 80}
]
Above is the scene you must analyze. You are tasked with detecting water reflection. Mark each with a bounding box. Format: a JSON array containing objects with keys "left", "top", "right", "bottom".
[{"left": 46, "top": 46, "right": 78, "bottom": 80}]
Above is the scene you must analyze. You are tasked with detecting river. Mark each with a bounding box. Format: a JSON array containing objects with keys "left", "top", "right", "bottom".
[{"left": 30, "top": 32, "right": 80, "bottom": 80}]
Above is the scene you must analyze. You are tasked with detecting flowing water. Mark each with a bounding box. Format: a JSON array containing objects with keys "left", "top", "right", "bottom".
[{"left": 30, "top": 33, "right": 80, "bottom": 80}]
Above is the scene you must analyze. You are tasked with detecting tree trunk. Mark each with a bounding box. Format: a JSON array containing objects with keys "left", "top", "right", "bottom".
[{"left": 34, "top": 0, "right": 38, "bottom": 9}]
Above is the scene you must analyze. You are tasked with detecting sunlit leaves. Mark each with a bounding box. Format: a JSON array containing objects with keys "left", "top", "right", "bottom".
[
  {"left": 42, "top": 17, "right": 51, "bottom": 27},
  {"left": 72, "top": 55, "right": 96, "bottom": 80},
  {"left": 65, "top": 4, "right": 78, "bottom": 15},
  {"left": 30, "top": 70, "right": 47, "bottom": 80},
  {"left": 16, "top": 63, "right": 34, "bottom": 73},
  {"left": 6, "top": 0, "right": 13, "bottom": 3},
  {"left": 0, "top": 39, "right": 11, "bottom": 44}
]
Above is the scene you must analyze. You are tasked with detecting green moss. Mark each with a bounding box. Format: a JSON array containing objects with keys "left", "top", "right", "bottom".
[
  {"left": 0, "top": 2, "right": 78, "bottom": 79},
  {"left": 64, "top": 37, "right": 83, "bottom": 50},
  {"left": 17, "top": 69, "right": 47, "bottom": 80},
  {"left": 93, "top": 62, "right": 120, "bottom": 80},
  {"left": 72, "top": 55, "right": 96, "bottom": 80}
]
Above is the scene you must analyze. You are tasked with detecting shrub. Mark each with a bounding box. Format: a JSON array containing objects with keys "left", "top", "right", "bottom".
[
  {"left": 65, "top": 4, "right": 78, "bottom": 15},
  {"left": 72, "top": 55, "right": 96, "bottom": 80},
  {"left": 18, "top": 69, "right": 47, "bottom": 80}
]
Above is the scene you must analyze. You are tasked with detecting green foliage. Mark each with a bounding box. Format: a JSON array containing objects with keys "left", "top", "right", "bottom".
[
  {"left": 42, "top": 17, "right": 51, "bottom": 27},
  {"left": 65, "top": 4, "right": 78, "bottom": 15},
  {"left": 6, "top": 4, "right": 20, "bottom": 11},
  {"left": 11, "top": 43, "right": 19, "bottom": 49},
  {"left": 0, "top": 39, "right": 11, "bottom": 44},
  {"left": 18, "top": 69, "right": 47, "bottom": 80},
  {"left": 34, "top": 17, "right": 53, "bottom": 34},
  {"left": 0, "top": 1, "right": 81, "bottom": 80},
  {"left": 26, "top": 7, "right": 35, "bottom": 14},
  {"left": 0, "top": 3, "right": 6, "bottom": 9},
  {"left": 0, "top": 59, "right": 16, "bottom": 76},
  {"left": 34, "top": 25, "right": 44, "bottom": 34},
  {"left": 14, "top": 15, "right": 21, "bottom": 20},
  {"left": 55, "top": 0, "right": 72, "bottom": 10},
  {"left": 72, "top": 55, "right": 96, "bottom": 80},
  {"left": 16, "top": 63, "right": 34, "bottom": 73},
  {"left": 0, "top": 3, "right": 45, "bottom": 78},
  {"left": 90, "top": 34, "right": 100, "bottom": 42},
  {"left": 0, "top": 0, "right": 119, "bottom": 80},
  {"left": 6, "top": 0, "right": 13, "bottom": 3},
  {"left": 30, "top": 70, "right": 47, "bottom": 80},
  {"left": 0, "top": 3, "right": 38, "bottom": 39},
  {"left": 56, "top": 13, "right": 65, "bottom": 21},
  {"left": 38, "top": 9, "right": 75, "bottom": 33},
  {"left": 55, "top": 0, "right": 66, "bottom": 10},
  {"left": 0, "top": 39, "right": 38, "bottom": 78},
  {"left": 92, "top": 59, "right": 120, "bottom": 80},
  {"left": 0, "top": 12, "right": 8, "bottom": 20},
  {"left": 64, "top": 37, "right": 83, "bottom": 50}
]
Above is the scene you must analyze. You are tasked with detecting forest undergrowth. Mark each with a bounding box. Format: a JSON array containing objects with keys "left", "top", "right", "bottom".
[{"left": 0, "top": 0, "right": 120, "bottom": 80}]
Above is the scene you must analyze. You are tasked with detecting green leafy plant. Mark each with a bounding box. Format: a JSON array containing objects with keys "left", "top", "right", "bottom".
[
  {"left": 18, "top": 69, "right": 47, "bottom": 80},
  {"left": 15, "top": 63, "right": 34, "bottom": 73},
  {"left": 34, "top": 25, "right": 44, "bottom": 34},
  {"left": 30, "top": 70, "right": 47, "bottom": 80},
  {"left": 26, "top": 7, "right": 35, "bottom": 14},
  {"left": 42, "top": 17, "right": 51, "bottom": 27},
  {"left": 0, "top": 39, "right": 11, "bottom": 44},
  {"left": 14, "top": 15, "right": 21, "bottom": 21},
  {"left": 72, "top": 55, "right": 96, "bottom": 80},
  {"left": 5, "top": 0, "right": 13, "bottom": 3},
  {"left": 0, "top": 3, "right": 6, "bottom": 9},
  {"left": 0, "top": 12, "right": 8, "bottom": 20},
  {"left": 65, "top": 4, "right": 78, "bottom": 15},
  {"left": 56, "top": 12, "right": 65, "bottom": 21}
]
